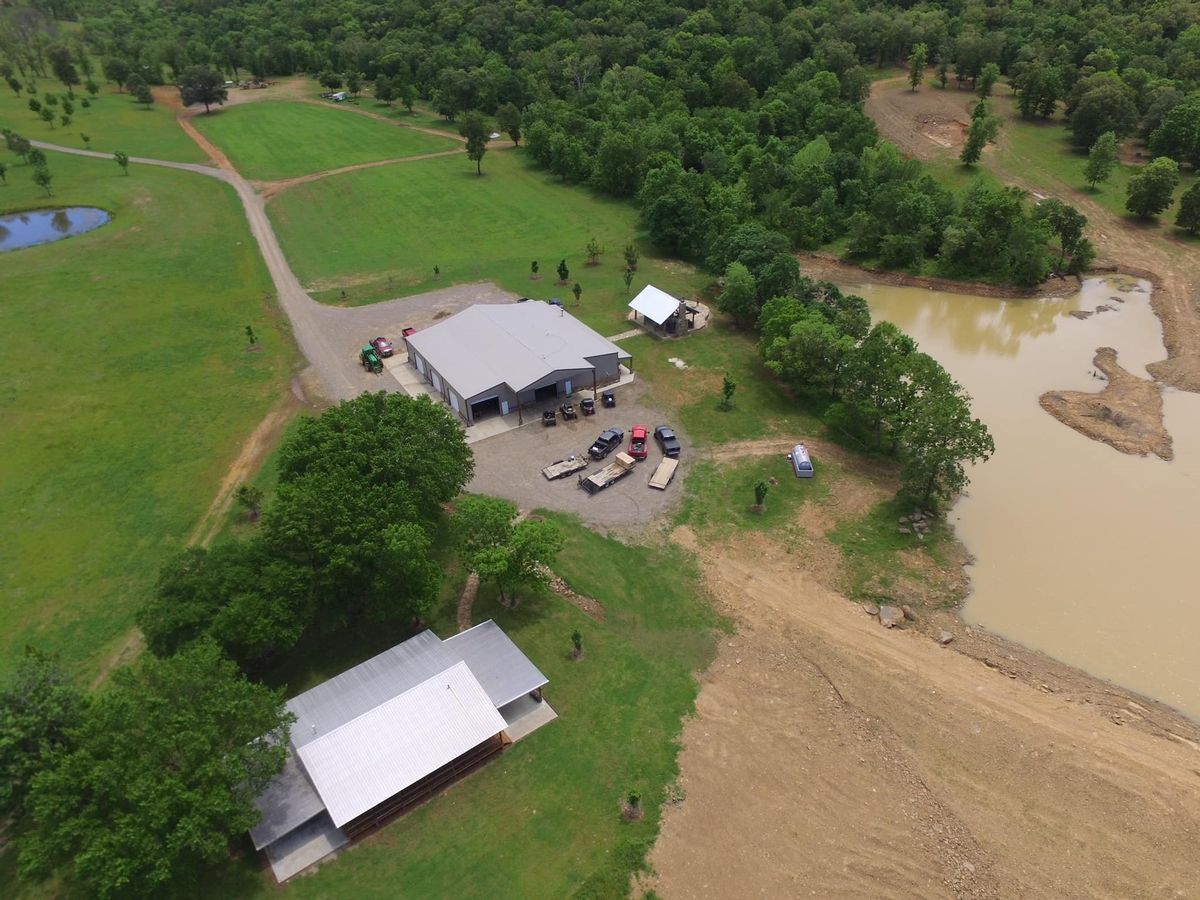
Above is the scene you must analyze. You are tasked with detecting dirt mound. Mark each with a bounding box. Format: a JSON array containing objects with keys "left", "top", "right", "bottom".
[{"left": 1039, "top": 347, "right": 1172, "bottom": 460}]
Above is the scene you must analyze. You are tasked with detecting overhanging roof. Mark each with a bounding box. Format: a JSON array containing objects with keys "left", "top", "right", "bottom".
[
  {"left": 444, "top": 620, "right": 549, "bottom": 709},
  {"left": 297, "top": 661, "right": 507, "bottom": 827},
  {"left": 629, "top": 284, "right": 682, "bottom": 325},
  {"left": 249, "top": 748, "right": 327, "bottom": 850},
  {"left": 405, "top": 303, "right": 630, "bottom": 399}
]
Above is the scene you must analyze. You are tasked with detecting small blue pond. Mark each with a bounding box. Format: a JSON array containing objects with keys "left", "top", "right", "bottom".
[{"left": 0, "top": 207, "right": 112, "bottom": 252}]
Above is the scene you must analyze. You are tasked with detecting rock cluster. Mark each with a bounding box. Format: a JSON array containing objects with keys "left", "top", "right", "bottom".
[{"left": 898, "top": 509, "right": 934, "bottom": 539}]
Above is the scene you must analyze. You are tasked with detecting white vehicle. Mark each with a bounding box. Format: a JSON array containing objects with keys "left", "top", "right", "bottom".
[{"left": 787, "top": 443, "right": 814, "bottom": 478}]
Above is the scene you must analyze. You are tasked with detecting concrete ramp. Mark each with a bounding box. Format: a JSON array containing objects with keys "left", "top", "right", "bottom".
[
  {"left": 500, "top": 696, "right": 558, "bottom": 742},
  {"left": 264, "top": 812, "right": 348, "bottom": 883}
]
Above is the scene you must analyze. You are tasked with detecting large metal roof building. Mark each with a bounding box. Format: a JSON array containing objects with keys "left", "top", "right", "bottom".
[
  {"left": 249, "top": 621, "right": 553, "bottom": 882},
  {"left": 404, "top": 302, "right": 631, "bottom": 424}
]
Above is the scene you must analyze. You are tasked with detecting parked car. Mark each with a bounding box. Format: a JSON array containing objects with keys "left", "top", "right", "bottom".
[
  {"left": 654, "top": 425, "right": 681, "bottom": 458},
  {"left": 588, "top": 427, "right": 625, "bottom": 460},
  {"left": 628, "top": 425, "right": 649, "bottom": 460},
  {"left": 370, "top": 336, "right": 394, "bottom": 358},
  {"left": 787, "top": 443, "right": 814, "bottom": 478}
]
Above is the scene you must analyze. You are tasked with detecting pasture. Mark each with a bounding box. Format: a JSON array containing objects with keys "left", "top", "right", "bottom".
[
  {"left": 190, "top": 100, "right": 460, "bottom": 181},
  {"left": 0, "top": 152, "right": 291, "bottom": 683}
]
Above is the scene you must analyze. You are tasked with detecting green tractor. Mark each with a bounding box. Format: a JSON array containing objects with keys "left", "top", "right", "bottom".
[{"left": 360, "top": 345, "right": 383, "bottom": 374}]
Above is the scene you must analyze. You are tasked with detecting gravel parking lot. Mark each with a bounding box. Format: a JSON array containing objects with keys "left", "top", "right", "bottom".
[{"left": 467, "top": 379, "right": 691, "bottom": 527}]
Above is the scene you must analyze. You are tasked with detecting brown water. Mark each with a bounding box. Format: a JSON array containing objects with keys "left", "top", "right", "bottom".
[{"left": 851, "top": 278, "right": 1200, "bottom": 720}]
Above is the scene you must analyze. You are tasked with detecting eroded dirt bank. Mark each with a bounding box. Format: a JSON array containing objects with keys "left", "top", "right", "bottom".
[{"left": 643, "top": 531, "right": 1200, "bottom": 899}]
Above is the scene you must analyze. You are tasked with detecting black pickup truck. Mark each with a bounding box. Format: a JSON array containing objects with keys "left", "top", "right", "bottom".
[{"left": 588, "top": 427, "right": 625, "bottom": 460}]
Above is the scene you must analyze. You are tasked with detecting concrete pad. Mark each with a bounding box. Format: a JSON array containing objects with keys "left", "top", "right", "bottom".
[
  {"left": 264, "top": 812, "right": 348, "bottom": 883},
  {"left": 500, "top": 697, "right": 558, "bottom": 742}
]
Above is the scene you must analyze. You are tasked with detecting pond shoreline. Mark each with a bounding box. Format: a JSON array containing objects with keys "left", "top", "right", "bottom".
[{"left": 0, "top": 206, "right": 112, "bottom": 253}]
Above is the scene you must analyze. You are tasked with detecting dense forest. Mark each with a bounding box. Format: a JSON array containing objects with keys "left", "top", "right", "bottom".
[{"left": 4, "top": 0, "right": 1198, "bottom": 286}]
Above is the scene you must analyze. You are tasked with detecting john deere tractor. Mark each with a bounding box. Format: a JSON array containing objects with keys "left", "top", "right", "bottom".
[{"left": 360, "top": 345, "right": 383, "bottom": 374}]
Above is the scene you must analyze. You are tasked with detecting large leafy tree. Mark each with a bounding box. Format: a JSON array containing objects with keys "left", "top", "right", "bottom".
[
  {"left": 1068, "top": 73, "right": 1139, "bottom": 148},
  {"left": 1148, "top": 98, "right": 1200, "bottom": 169},
  {"left": 1177, "top": 181, "right": 1200, "bottom": 235},
  {"left": 1125, "top": 157, "right": 1180, "bottom": 219},
  {"left": 19, "top": 642, "right": 291, "bottom": 898},
  {"left": 178, "top": 65, "right": 228, "bottom": 113},
  {"left": 452, "top": 497, "right": 564, "bottom": 604},
  {"left": 718, "top": 261, "right": 758, "bottom": 326},
  {"left": 0, "top": 649, "right": 85, "bottom": 818},
  {"left": 458, "top": 109, "right": 489, "bottom": 174},
  {"left": 1083, "top": 132, "right": 1119, "bottom": 189}
]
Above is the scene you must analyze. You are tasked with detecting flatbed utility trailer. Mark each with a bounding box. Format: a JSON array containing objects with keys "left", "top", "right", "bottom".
[
  {"left": 578, "top": 452, "right": 636, "bottom": 495},
  {"left": 542, "top": 455, "right": 588, "bottom": 481},
  {"left": 648, "top": 457, "right": 679, "bottom": 490}
]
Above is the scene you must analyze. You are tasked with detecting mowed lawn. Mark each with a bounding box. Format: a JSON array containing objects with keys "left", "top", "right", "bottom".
[
  {"left": 0, "top": 76, "right": 207, "bottom": 163},
  {"left": 0, "top": 153, "right": 292, "bottom": 684},
  {"left": 188, "top": 514, "right": 721, "bottom": 899},
  {"left": 190, "top": 101, "right": 460, "bottom": 181},
  {"left": 268, "top": 148, "right": 707, "bottom": 333}
]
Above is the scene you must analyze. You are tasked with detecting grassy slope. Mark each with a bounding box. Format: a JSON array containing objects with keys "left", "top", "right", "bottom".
[
  {"left": 0, "top": 152, "right": 291, "bottom": 683},
  {"left": 0, "top": 76, "right": 207, "bottom": 163},
  {"left": 268, "top": 148, "right": 704, "bottom": 335},
  {"left": 190, "top": 101, "right": 459, "bottom": 181}
]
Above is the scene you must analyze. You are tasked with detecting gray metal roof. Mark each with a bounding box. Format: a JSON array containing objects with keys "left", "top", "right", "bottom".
[
  {"left": 297, "top": 661, "right": 507, "bottom": 827},
  {"left": 443, "top": 620, "right": 549, "bottom": 709},
  {"left": 286, "top": 630, "right": 455, "bottom": 750},
  {"left": 249, "top": 748, "right": 327, "bottom": 850},
  {"left": 629, "top": 284, "right": 682, "bottom": 325},
  {"left": 405, "top": 303, "right": 632, "bottom": 399}
]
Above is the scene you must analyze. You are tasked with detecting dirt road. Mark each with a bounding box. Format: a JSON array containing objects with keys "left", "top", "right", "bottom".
[
  {"left": 644, "top": 529, "right": 1200, "bottom": 899},
  {"left": 862, "top": 75, "right": 1200, "bottom": 454}
]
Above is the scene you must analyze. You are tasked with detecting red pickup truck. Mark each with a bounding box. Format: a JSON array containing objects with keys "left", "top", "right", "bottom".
[{"left": 628, "top": 424, "right": 649, "bottom": 460}]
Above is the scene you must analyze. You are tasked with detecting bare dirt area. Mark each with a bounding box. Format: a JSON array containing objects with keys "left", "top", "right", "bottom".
[
  {"left": 861, "top": 76, "right": 1200, "bottom": 459},
  {"left": 643, "top": 529, "right": 1200, "bottom": 899},
  {"left": 467, "top": 379, "right": 688, "bottom": 529},
  {"left": 1040, "top": 346, "right": 1172, "bottom": 460}
]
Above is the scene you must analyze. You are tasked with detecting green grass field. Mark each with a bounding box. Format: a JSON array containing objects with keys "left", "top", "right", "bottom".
[
  {"left": 0, "top": 76, "right": 207, "bottom": 163},
  {"left": 190, "top": 101, "right": 460, "bottom": 180},
  {"left": 268, "top": 148, "right": 708, "bottom": 334},
  {"left": 0, "top": 152, "right": 292, "bottom": 685}
]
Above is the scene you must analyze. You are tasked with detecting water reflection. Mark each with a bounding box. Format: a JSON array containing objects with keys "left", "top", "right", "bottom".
[
  {"left": 0, "top": 207, "right": 111, "bottom": 252},
  {"left": 852, "top": 278, "right": 1200, "bottom": 720}
]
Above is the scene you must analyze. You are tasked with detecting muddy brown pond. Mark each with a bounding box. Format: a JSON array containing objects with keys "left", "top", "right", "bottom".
[{"left": 850, "top": 278, "right": 1200, "bottom": 720}]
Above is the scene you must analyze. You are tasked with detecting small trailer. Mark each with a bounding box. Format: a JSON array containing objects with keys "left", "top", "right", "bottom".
[
  {"left": 578, "top": 452, "right": 636, "bottom": 495},
  {"left": 542, "top": 455, "right": 588, "bottom": 481},
  {"left": 648, "top": 457, "right": 679, "bottom": 490}
]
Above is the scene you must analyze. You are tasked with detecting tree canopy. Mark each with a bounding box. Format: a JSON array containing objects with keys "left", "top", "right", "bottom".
[{"left": 177, "top": 64, "right": 227, "bottom": 113}]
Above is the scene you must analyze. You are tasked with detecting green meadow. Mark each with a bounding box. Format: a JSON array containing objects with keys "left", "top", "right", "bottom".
[
  {"left": 190, "top": 100, "right": 460, "bottom": 180},
  {"left": 0, "top": 152, "right": 291, "bottom": 682}
]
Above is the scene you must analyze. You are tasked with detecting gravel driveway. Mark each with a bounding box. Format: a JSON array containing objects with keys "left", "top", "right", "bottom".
[{"left": 467, "top": 379, "right": 691, "bottom": 527}]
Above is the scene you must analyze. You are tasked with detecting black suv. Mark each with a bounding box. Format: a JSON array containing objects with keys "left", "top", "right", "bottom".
[
  {"left": 654, "top": 425, "right": 681, "bottom": 458},
  {"left": 588, "top": 428, "right": 625, "bottom": 460}
]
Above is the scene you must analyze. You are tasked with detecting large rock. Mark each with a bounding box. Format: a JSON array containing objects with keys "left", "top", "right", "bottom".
[
  {"left": 879, "top": 605, "right": 903, "bottom": 628},
  {"left": 937, "top": 630, "right": 955, "bottom": 645},
  {"left": 863, "top": 602, "right": 880, "bottom": 617}
]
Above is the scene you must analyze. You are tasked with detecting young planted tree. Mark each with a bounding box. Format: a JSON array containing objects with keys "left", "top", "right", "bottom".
[
  {"left": 131, "top": 78, "right": 154, "bottom": 106},
  {"left": 908, "top": 43, "right": 928, "bottom": 92},
  {"left": 85, "top": 79, "right": 99, "bottom": 97},
  {"left": 623, "top": 266, "right": 634, "bottom": 292},
  {"left": 1176, "top": 181, "right": 1200, "bottom": 235},
  {"left": 28, "top": 97, "right": 40, "bottom": 113},
  {"left": 458, "top": 110, "right": 489, "bottom": 175},
  {"left": 720, "top": 373, "right": 737, "bottom": 410},
  {"left": 1125, "top": 157, "right": 1180, "bottom": 219},
  {"left": 572, "top": 282, "right": 582, "bottom": 305},
  {"left": 960, "top": 107, "right": 1000, "bottom": 166},
  {"left": 114, "top": 151, "right": 129, "bottom": 175},
  {"left": 623, "top": 241, "right": 639, "bottom": 270},
  {"left": 496, "top": 101, "right": 521, "bottom": 145},
  {"left": 79, "top": 132, "right": 90, "bottom": 149},
  {"left": 59, "top": 114, "right": 70, "bottom": 129},
  {"left": 557, "top": 258, "right": 570, "bottom": 283},
  {"left": 585, "top": 236, "right": 603, "bottom": 265},
  {"left": 8, "top": 75, "right": 23, "bottom": 96},
  {"left": 32, "top": 165, "right": 52, "bottom": 196},
  {"left": 1083, "top": 132, "right": 1118, "bottom": 189},
  {"left": 40, "top": 107, "right": 54, "bottom": 128},
  {"left": 178, "top": 65, "right": 228, "bottom": 113},
  {"left": 570, "top": 629, "right": 584, "bottom": 660},
  {"left": 530, "top": 260, "right": 539, "bottom": 279},
  {"left": 753, "top": 479, "right": 769, "bottom": 511}
]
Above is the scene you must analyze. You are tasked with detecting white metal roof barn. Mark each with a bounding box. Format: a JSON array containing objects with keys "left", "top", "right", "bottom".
[{"left": 249, "top": 621, "right": 554, "bottom": 882}]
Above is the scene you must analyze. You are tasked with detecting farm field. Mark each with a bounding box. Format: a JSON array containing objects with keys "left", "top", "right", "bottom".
[
  {"left": 268, "top": 148, "right": 705, "bottom": 335},
  {"left": 0, "top": 151, "right": 292, "bottom": 684},
  {"left": 0, "top": 76, "right": 207, "bottom": 163},
  {"left": 190, "top": 100, "right": 460, "bottom": 181},
  {"left": 179, "top": 513, "right": 722, "bottom": 899}
]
